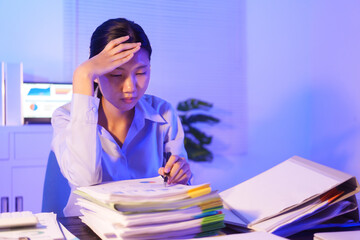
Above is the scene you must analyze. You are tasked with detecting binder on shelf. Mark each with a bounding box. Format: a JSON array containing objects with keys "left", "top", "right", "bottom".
[
  {"left": 5, "top": 63, "right": 23, "bottom": 126},
  {"left": 220, "top": 156, "right": 360, "bottom": 237}
]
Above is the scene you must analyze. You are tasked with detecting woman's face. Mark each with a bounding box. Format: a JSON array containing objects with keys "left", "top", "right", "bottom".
[{"left": 97, "top": 49, "right": 150, "bottom": 112}]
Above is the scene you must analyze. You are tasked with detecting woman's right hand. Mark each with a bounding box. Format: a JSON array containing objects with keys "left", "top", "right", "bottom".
[{"left": 72, "top": 36, "right": 141, "bottom": 96}]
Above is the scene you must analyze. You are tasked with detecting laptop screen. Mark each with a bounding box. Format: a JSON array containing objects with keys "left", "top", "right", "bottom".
[{"left": 22, "top": 82, "right": 72, "bottom": 124}]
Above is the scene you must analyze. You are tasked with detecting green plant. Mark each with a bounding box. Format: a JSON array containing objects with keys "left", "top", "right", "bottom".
[{"left": 177, "top": 99, "right": 220, "bottom": 162}]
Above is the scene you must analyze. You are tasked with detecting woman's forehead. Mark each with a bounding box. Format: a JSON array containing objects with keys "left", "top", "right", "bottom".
[
  {"left": 119, "top": 49, "right": 150, "bottom": 70},
  {"left": 133, "top": 49, "right": 150, "bottom": 64}
]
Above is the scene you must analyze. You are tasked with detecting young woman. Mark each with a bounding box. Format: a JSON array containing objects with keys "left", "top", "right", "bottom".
[{"left": 51, "top": 18, "right": 192, "bottom": 216}]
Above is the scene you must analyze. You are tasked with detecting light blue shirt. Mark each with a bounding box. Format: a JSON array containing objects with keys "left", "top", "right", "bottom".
[{"left": 51, "top": 93, "right": 187, "bottom": 216}]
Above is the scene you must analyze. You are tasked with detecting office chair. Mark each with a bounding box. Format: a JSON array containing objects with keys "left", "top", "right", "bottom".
[{"left": 41, "top": 151, "right": 70, "bottom": 217}]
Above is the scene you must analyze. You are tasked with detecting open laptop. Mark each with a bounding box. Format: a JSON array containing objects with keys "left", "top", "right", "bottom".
[{"left": 22, "top": 82, "right": 72, "bottom": 124}]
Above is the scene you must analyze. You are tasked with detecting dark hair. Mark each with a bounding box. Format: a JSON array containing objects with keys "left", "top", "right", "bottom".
[
  {"left": 90, "top": 18, "right": 152, "bottom": 58},
  {"left": 89, "top": 18, "right": 152, "bottom": 96}
]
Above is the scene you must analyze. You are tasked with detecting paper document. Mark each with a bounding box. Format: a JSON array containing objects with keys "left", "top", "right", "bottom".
[
  {"left": 77, "top": 198, "right": 220, "bottom": 227},
  {"left": 77, "top": 176, "right": 211, "bottom": 202},
  {"left": 0, "top": 212, "right": 64, "bottom": 240},
  {"left": 76, "top": 176, "right": 225, "bottom": 239},
  {"left": 59, "top": 222, "right": 79, "bottom": 240},
  {"left": 75, "top": 176, "right": 219, "bottom": 213},
  {"left": 220, "top": 156, "right": 360, "bottom": 237},
  {"left": 186, "top": 232, "right": 287, "bottom": 239},
  {"left": 314, "top": 230, "right": 360, "bottom": 240},
  {"left": 80, "top": 207, "right": 224, "bottom": 239}
]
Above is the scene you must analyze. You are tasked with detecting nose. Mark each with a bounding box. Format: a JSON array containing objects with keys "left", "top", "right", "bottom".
[{"left": 123, "top": 74, "right": 136, "bottom": 93}]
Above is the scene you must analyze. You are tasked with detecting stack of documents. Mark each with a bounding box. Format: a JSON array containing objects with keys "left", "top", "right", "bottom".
[
  {"left": 75, "top": 176, "right": 224, "bottom": 239},
  {"left": 0, "top": 212, "right": 65, "bottom": 239},
  {"left": 220, "top": 156, "right": 360, "bottom": 238}
]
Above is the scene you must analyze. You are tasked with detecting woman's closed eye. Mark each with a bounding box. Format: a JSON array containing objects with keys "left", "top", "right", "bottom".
[
  {"left": 136, "top": 71, "right": 147, "bottom": 76},
  {"left": 110, "top": 73, "right": 123, "bottom": 77}
]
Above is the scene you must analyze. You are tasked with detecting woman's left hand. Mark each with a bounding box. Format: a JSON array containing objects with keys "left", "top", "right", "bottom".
[{"left": 158, "top": 155, "right": 192, "bottom": 185}]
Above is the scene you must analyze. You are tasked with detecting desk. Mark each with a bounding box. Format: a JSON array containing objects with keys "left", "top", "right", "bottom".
[
  {"left": 58, "top": 217, "right": 360, "bottom": 240},
  {"left": 58, "top": 217, "right": 100, "bottom": 240},
  {"left": 225, "top": 223, "right": 360, "bottom": 240}
]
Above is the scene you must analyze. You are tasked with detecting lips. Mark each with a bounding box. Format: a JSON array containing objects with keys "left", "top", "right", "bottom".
[{"left": 121, "top": 97, "right": 136, "bottom": 104}]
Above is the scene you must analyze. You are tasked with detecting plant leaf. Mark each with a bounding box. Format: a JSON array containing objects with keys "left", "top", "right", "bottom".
[
  {"left": 177, "top": 99, "right": 213, "bottom": 112},
  {"left": 186, "top": 126, "right": 212, "bottom": 145},
  {"left": 179, "top": 115, "right": 189, "bottom": 126},
  {"left": 185, "top": 114, "right": 220, "bottom": 124},
  {"left": 184, "top": 137, "right": 213, "bottom": 162}
]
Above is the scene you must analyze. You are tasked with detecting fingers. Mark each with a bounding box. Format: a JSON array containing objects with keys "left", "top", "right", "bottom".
[
  {"left": 95, "top": 44, "right": 140, "bottom": 75},
  {"left": 104, "top": 35, "right": 141, "bottom": 57},
  {"left": 110, "top": 42, "right": 141, "bottom": 56},
  {"left": 110, "top": 45, "right": 140, "bottom": 65},
  {"left": 107, "top": 39, "right": 141, "bottom": 67},
  {"left": 88, "top": 36, "right": 142, "bottom": 77},
  {"left": 169, "top": 161, "right": 191, "bottom": 184},
  {"left": 161, "top": 156, "right": 191, "bottom": 185},
  {"left": 164, "top": 155, "right": 179, "bottom": 174},
  {"left": 104, "top": 36, "right": 130, "bottom": 50},
  {"left": 158, "top": 167, "right": 165, "bottom": 176}
]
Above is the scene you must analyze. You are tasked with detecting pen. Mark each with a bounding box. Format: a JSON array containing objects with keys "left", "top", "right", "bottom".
[{"left": 163, "top": 152, "right": 172, "bottom": 187}]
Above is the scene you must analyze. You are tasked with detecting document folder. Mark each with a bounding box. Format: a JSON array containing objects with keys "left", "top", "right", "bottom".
[{"left": 220, "top": 156, "right": 360, "bottom": 237}]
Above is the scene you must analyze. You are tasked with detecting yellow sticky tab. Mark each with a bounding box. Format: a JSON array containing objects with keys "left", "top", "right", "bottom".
[
  {"left": 187, "top": 184, "right": 211, "bottom": 198},
  {"left": 188, "top": 187, "right": 212, "bottom": 198}
]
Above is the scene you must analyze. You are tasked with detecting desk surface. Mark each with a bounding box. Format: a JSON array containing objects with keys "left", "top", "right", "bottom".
[
  {"left": 58, "top": 217, "right": 360, "bottom": 240},
  {"left": 59, "top": 217, "right": 100, "bottom": 240}
]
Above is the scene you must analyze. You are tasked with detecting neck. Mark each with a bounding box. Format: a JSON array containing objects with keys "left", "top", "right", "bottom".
[{"left": 98, "top": 97, "right": 135, "bottom": 131}]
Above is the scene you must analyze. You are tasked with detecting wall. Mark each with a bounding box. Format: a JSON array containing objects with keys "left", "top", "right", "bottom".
[
  {"left": 309, "top": 1, "right": 360, "bottom": 177},
  {"left": 0, "top": 0, "right": 64, "bottom": 82},
  {"left": 246, "top": 1, "right": 313, "bottom": 166},
  {"left": 192, "top": 1, "right": 314, "bottom": 190},
  {"left": 193, "top": 0, "right": 360, "bottom": 191},
  {"left": 227, "top": 0, "right": 360, "bottom": 188}
]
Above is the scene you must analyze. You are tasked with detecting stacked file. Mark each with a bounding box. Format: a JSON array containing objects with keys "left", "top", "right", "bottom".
[{"left": 75, "top": 176, "right": 224, "bottom": 240}]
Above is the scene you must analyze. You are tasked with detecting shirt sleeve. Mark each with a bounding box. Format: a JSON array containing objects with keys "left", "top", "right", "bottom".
[
  {"left": 161, "top": 102, "right": 192, "bottom": 185},
  {"left": 51, "top": 93, "right": 103, "bottom": 187},
  {"left": 162, "top": 103, "right": 188, "bottom": 160}
]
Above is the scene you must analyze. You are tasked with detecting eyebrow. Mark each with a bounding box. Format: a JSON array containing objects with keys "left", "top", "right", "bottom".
[{"left": 116, "top": 64, "right": 149, "bottom": 70}]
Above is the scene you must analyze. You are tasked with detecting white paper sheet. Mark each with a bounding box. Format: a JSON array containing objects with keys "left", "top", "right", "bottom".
[
  {"left": 185, "top": 232, "right": 287, "bottom": 239},
  {"left": 314, "top": 230, "right": 360, "bottom": 240},
  {"left": 80, "top": 209, "right": 223, "bottom": 238},
  {"left": 0, "top": 212, "right": 64, "bottom": 240},
  {"left": 77, "top": 176, "right": 210, "bottom": 202},
  {"left": 77, "top": 197, "right": 219, "bottom": 227},
  {"left": 219, "top": 156, "right": 354, "bottom": 225},
  {"left": 59, "top": 222, "right": 79, "bottom": 240}
]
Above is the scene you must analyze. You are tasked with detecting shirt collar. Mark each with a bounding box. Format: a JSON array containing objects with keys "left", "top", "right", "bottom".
[
  {"left": 136, "top": 95, "right": 167, "bottom": 124},
  {"left": 94, "top": 87, "right": 166, "bottom": 124}
]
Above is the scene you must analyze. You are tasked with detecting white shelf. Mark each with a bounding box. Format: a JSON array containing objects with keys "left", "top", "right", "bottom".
[{"left": 0, "top": 125, "right": 53, "bottom": 213}]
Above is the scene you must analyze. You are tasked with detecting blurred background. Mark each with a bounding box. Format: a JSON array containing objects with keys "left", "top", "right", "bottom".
[{"left": 1, "top": 0, "right": 360, "bottom": 209}]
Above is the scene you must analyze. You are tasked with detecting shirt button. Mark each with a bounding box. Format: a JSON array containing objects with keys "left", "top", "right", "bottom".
[{"left": 91, "top": 107, "right": 97, "bottom": 112}]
